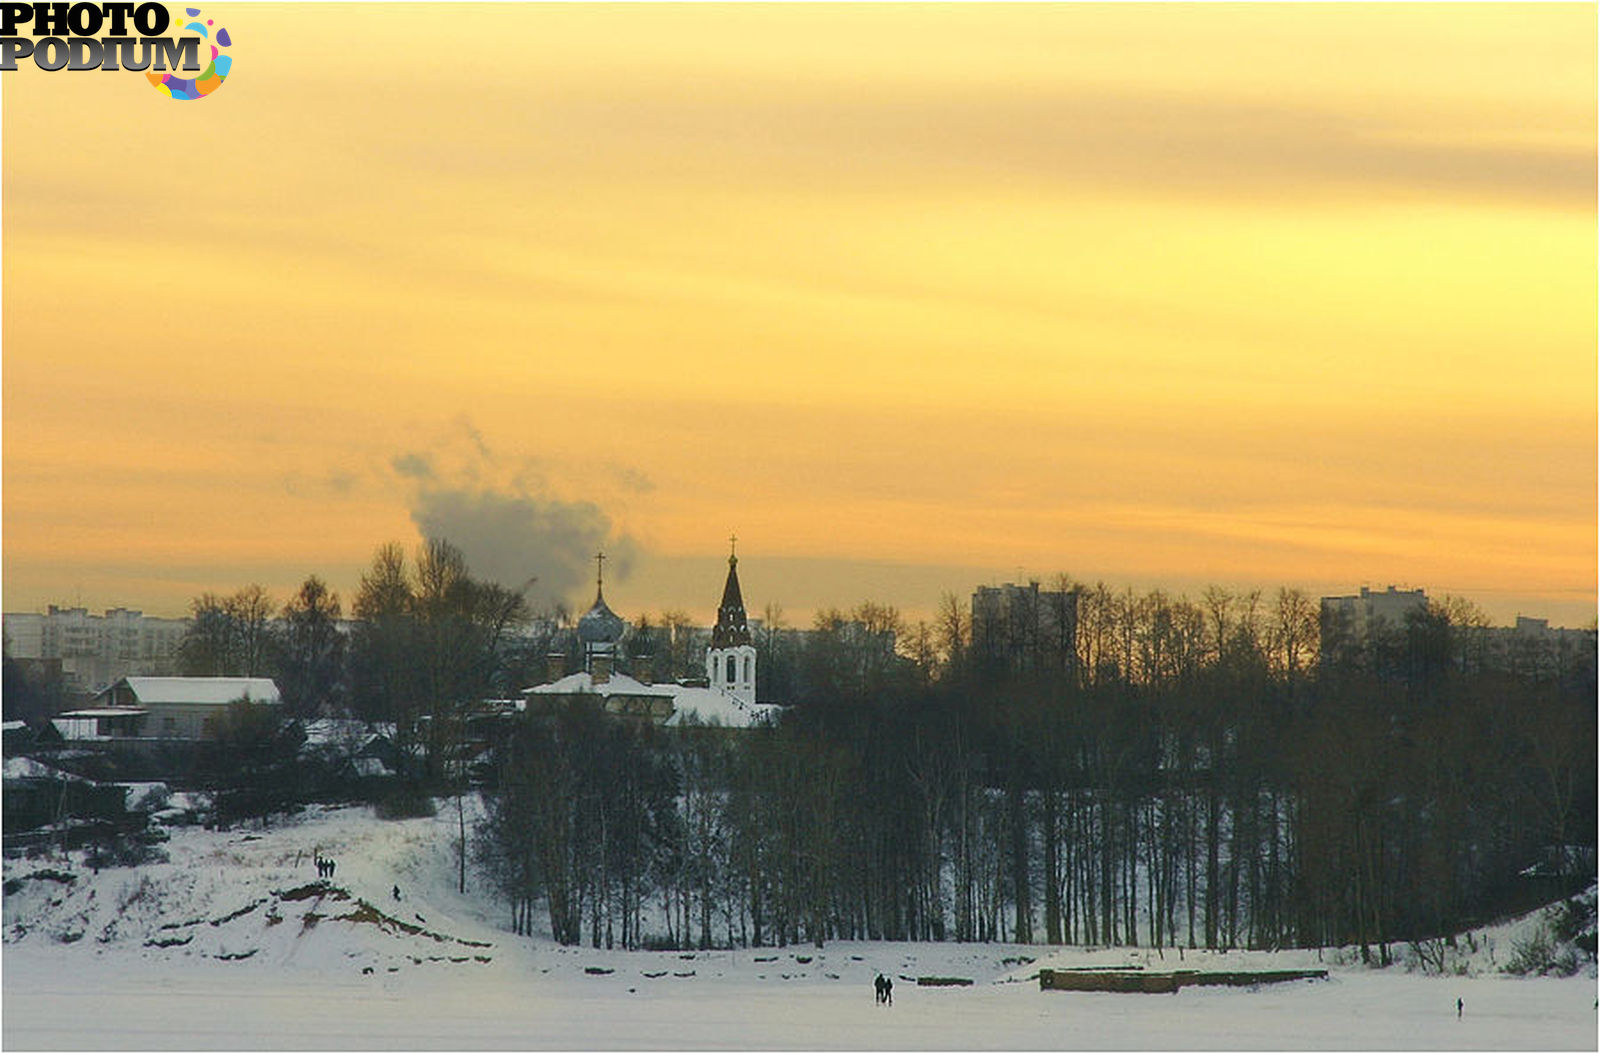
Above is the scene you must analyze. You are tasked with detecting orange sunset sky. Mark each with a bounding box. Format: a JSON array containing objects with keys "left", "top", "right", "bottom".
[{"left": 3, "top": 3, "right": 1596, "bottom": 628}]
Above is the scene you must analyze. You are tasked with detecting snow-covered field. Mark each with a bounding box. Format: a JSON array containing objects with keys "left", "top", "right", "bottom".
[{"left": 4, "top": 803, "right": 1595, "bottom": 1050}]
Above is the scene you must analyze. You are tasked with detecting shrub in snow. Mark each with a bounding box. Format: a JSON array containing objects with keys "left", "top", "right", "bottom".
[
  {"left": 640, "top": 934, "right": 681, "bottom": 952},
  {"left": 1547, "top": 890, "right": 1597, "bottom": 951},
  {"left": 83, "top": 834, "right": 169, "bottom": 871},
  {"left": 374, "top": 783, "right": 435, "bottom": 820},
  {"left": 1405, "top": 938, "right": 1450, "bottom": 975},
  {"left": 1504, "top": 892, "right": 1597, "bottom": 977}
]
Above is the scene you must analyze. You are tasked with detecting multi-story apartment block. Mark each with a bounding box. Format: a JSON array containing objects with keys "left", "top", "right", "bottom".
[
  {"left": 1489, "top": 616, "right": 1598, "bottom": 682},
  {"left": 1320, "top": 586, "right": 1428, "bottom": 638},
  {"left": 1318, "top": 585, "right": 1428, "bottom": 666},
  {"left": 3, "top": 606, "right": 188, "bottom": 694},
  {"left": 1319, "top": 586, "right": 1595, "bottom": 681},
  {"left": 971, "top": 580, "right": 1078, "bottom": 676}
]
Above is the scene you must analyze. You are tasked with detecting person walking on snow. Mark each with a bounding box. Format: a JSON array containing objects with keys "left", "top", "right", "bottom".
[{"left": 1457, "top": 998, "right": 1463, "bottom": 1019}]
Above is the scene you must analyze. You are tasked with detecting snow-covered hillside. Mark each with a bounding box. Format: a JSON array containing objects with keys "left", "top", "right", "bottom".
[
  {"left": 5, "top": 803, "right": 505, "bottom": 975},
  {"left": 4, "top": 802, "right": 1595, "bottom": 1049}
]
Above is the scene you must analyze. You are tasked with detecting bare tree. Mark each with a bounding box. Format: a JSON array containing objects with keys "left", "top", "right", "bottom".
[
  {"left": 1270, "top": 587, "right": 1318, "bottom": 685},
  {"left": 278, "top": 576, "right": 344, "bottom": 718},
  {"left": 179, "top": 585, "right": 275, "bottom": 677},
  {"left": 227, "top": 585, "right": 276, "bottom": 678}
]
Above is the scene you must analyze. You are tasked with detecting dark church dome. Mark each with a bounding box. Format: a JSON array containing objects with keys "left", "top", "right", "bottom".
[{"left": 578, "top": 589, "right": 625, "bottom": 646}]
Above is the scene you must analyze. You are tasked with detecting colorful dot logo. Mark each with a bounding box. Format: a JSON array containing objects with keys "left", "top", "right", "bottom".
[{"left": 147, "top": 7, "right": 231, "bottom": 100}]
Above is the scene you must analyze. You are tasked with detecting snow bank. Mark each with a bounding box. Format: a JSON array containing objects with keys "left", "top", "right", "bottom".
[{"left": 3, "top": 802, "right": 1595, "bottom": 1050}]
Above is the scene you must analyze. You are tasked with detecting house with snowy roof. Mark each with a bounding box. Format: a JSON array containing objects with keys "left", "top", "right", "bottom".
[
  {"left": 2, "top": 755, "right": 129, "bottom": 829},
  {"left": 296, "top": 717, "right": 400, "bottom": 780},
  {"left": 524, "top": 544, "right": 781, "bottom": 730},
  {"left": 2, "top": 719, "right": 34, "bottom": 755},
  {"left": 54, "top": 676, "right": 282, "bottom": 741}
]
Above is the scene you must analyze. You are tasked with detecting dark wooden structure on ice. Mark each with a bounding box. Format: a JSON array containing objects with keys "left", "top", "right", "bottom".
[{"left": 1039, "top": 967, "right": 1327, "bottom": 994}]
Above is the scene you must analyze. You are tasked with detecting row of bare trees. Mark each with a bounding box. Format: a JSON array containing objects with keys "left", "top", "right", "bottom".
[{"left": 481, "top": 582, "right": 1595, "bottom": 954}]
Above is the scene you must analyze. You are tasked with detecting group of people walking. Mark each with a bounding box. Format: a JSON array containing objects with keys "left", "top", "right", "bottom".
[
  {"left": 873, "top": 973, "right": 894, "bottom": 1006},
  {"left": 311, "top": 851, "right": 405, "bottom": 906}
]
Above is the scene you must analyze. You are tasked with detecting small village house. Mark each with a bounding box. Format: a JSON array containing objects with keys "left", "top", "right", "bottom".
[{"left": 55, "top": 676, "right": 282, "bottom": 741}]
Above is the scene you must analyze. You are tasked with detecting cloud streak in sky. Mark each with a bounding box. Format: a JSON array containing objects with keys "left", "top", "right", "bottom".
[{"left": 591, "top": 92, "right": 1587, "bottom": 207}]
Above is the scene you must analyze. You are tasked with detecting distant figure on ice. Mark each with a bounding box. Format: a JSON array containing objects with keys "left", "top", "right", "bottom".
[
  {"left": 883, "top": 974, "right": 893, "bottom": 1006},
  {"left": 328, "top": 859, "right": 336, "bottom": 879},
  {"left": 874, "top": 974, "right": 887, "bottom": 1004},
  {"left": 393, "top": 885, "right": 401, "bottom": 901},
  {"left": 1457, "top": 998, "right": 1463, "bottom": 1019}
]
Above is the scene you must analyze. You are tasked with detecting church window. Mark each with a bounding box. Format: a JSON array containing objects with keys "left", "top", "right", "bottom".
[
  {"left": 743, "top": 656, "right": 752, "bottom": 683},
  {"left": 726, "top": 655, "right": 736, "bottom": 683}
]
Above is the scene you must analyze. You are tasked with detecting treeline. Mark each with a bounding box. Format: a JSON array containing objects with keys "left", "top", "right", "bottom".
[
  {"left": 481, "top": 584, "right": 1595, "bottom": 957},
  {"left": 166, "top": 546, "right": 1594, "bottom": 954}
]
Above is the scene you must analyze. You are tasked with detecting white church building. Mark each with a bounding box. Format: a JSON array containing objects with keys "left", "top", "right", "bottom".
[{"left": 522, "top": 544, "right": 780, "bottom": 729}]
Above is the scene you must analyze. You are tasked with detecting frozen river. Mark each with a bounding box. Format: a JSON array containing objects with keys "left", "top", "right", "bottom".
[{"left": 5, "top": 945, "right": 1595, "bottom": 1050}]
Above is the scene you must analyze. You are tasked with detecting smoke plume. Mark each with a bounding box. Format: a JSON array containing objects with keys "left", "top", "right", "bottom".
[{"left": 390, "top": 424, "right": 638, "bottom": 611}]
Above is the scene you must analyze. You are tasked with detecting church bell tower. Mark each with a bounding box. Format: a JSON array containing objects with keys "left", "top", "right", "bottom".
[{"left": 706, "top": 536, "right": 756, "bottom": 706}]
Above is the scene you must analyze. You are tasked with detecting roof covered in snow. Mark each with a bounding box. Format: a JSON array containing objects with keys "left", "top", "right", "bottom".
[
  {"left": 347, "top": 757, "right": 393, "bottom": 778},
  {"left": 524, "top": 672, "right": 779, "bottom": 729},
  {"left": 526, "top": 671, "right": 676, "bottom": 699},
  {"left": 102, "top": 677, "right": 282, "bottom": 706},
  {"left": 664, "top": 685, "right": 780, "bottom": 729},
  {"left": 3, "top": 756, "right": 88, "bottom": 782},
  {"left": 300, "top": 718, "right": 380, "bottom": 748}
]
